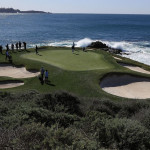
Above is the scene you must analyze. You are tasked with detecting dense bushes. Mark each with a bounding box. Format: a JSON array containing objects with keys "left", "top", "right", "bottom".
[{"left": 0, "top": 91, "right": 150, "bottom": 149}]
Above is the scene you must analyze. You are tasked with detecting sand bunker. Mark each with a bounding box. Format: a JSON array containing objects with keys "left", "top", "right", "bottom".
[
  {"left": 100, "top": 74, "right": 150, "bottom": 99},
  {"left": 0, "top": 64, "right": 40, "bottom": 78},
  {"left": 113, "top": 56, "right": 122, "bottom": 60},
  {"left": 119, "top": 63, "right": 150, "bottom": 74},
  {"left": 0, "top": 81, "right": 24, "bottom": 89}
]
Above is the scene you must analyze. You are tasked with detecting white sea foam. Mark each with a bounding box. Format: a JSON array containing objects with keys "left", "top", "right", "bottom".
[
  {"left": 29, "top": 38, "right": 94, "bottom": 48},
  {"left": 103, "top": 40, "right": 150, "bottom": 65},
  {"left": 76, "top": 38, "right": 93, "bottom": 47}
]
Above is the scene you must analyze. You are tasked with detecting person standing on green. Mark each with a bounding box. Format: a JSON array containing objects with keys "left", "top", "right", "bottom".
[
  {"left": 72, "top": 42, "right": 75, "bottom": 53},
  {"left": 35, "top": 45, "right": 38, "bottom": 54},
  {"left": 11, "top": 44, "right": 14, "bottom": 52},
  {"left": 0, "top": 45, "right": 3, "bottom": 54},
  {"left": 16, "top": 42, "right": 18, "bottom": 50},
  {"left": 40, "top": 67, "right": 45, "bottom": 80},
  {"left": 45, "top": 70, "right": 49, "bottom": 83},
  {"left": 5, "top": 50, "right": 9, "bottom": 60}
]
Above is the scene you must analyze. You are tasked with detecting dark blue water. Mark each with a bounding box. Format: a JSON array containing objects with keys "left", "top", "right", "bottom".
[{"left": 0, "top": 13, "right": 150, "bottom": 64}]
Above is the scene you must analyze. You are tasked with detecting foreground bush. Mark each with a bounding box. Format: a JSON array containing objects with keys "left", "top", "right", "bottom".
[
  {"left": 1, "top": 91, "right": 150, "bottom": 149},
  {"left": 104, "top": 118, "right": 150, "bottom": 150}
]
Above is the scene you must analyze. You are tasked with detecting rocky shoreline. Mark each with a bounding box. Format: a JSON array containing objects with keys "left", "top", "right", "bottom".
[{"left": 88, "top": 41, "right": 128, "bottom": 55}]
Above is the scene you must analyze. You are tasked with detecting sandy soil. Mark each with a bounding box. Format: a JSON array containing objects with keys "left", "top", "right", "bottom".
[
  {"left": 0, "top": 82, "right": 24, "bottom": 89},
  {"left": 100, "top": 74, "right": 150, "bottom": 99},
  {"left": 0, "top": 64, "right": 40, "bottom": 78},
  {"left": 113, "top": 56, "right": 122, "bottom": 60},
  {"left": 119, "top": 63, "right": 150, "bottom": 74}
]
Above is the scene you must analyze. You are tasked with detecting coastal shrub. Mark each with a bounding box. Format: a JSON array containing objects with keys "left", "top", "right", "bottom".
[
  {"left": 132, "top": 108, "right": 150, "bottom": 130},
  {"left": 0, "top": 102, "right": 8, "bottom": 115},
  {"left": 103, "top": 118, "right": 150, "bottom": 150},
  {"left": 76, "top": 111, "right": 112, "bottom": 148},
  {"left": 1, "top": 91, "right": 150, "bottom": 149},
  {"left": 54, "top": 92, "right": 82, "bottom": 115},
  {"left": 90, "top": 100, "right": 120, "bottom": 117},
  {"left": 0, "top": 124, "right": 99, "bottom": 150},
  {"left": 36, "top": 91, "right": 82, "bottom": 116},
  {"left": 27, "top": 107, "right": 80, "bottom": 128},
  {"left": 12, "top": 123, "right": 48, "bottom": 150},
  {"left": 118, "top": 100, "right": 150, "bottom": 118}
]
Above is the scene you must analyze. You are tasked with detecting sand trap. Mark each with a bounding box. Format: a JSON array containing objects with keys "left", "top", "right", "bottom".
[
  {"left": 113, "top": 56, "right": 122, "bottom": 60},
  {"left": 100, "top": 74, "right": 150, "bottom": 99},
  {"left": 0, "top": 64, "right": 40, "bottom": 78},
  {"left": 0, "top": 81, "right": 24, "bottom": 89},
  {"left": 119, "top": 63, "right": 150, "bottom": 74},
  {"left": 87, "top": 49, "right": 94, "bottom": 51}
]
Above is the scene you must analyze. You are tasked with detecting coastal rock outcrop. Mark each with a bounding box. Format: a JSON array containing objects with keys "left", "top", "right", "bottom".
[
  {"left": 88, "top": 41, "right": 122, "bottom": 54},
  {"left": 88, "top": 41, "right": 108, "bottom": 48}
]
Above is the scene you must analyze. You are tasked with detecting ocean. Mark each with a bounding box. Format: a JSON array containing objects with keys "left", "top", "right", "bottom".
[{"left": 0, "top": 13, "right": 150, "bottom": 65}]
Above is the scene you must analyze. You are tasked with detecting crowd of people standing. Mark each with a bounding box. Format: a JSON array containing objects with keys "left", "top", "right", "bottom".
[
  {"left": 0, "top": 41, "right": 27, "bottom": 62},
  {"left": 4, "top": 41, "right": 27, "bottom": 51},
  {"left": 0, "top": 41, "right": 27, "bottom": 56}
]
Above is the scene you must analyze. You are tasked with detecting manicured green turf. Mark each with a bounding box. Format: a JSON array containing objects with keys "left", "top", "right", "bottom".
[
  {"left": 21, "top": 50, "right": 113, "bottom": 71},
  {"left": 0, "top": 46, "right": 150, "bottom": 100}
]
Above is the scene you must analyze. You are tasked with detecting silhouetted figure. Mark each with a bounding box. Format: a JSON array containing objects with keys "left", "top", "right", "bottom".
[
  {"left": 83, "top": 47, "right": 86, "bottom": 52},
  {"left": 16, "top": 42, "right": 19, "bottom": 50},
  {"left": 0, "top": 45, "right": 3, "bottom": 54},
  {"left": 72, "top": 42, "right": 75, "bottom": 53},
  {"left": 40, "top": 67, "right": 45, "bottom": 80},
  {"left": 11, "top": 44, "right": 14, "bottom": 52},
  {"left": 35, "top": 45, "right": 38, "bottom": 54},
  {"left": 45, "top": 70, "right": 49, "bottom": 83},
  {"left": 5, "top": 50, "right": 9, "bottom": 60},
  {"left": 6, "top": 44, "right": 9, "bottom": 51},
  {"left": 23, "top": 42, "right": 27, "bottom": 50},
  {"left": 19, "top": 41, "right": 22, "bottom": 49},
  {"left": 8, "top": 55, "right": 12, "bottom": 63}
]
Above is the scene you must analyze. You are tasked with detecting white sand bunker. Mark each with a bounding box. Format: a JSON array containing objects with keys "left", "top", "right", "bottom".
[
  {"left": 0, "top": 81, "right": 24, "bottom": 89},
  {"left": 0, "top": 64, "right": 40, "bottom": 78},
  {"left": 100, "top": 74, "right": 150, "bottom": 99},
  {"left": 113, "top": 56, "right": 122, "bottom": 60},
  {"left": 119, "top": 63, "right": 150, "bottom": 74}
]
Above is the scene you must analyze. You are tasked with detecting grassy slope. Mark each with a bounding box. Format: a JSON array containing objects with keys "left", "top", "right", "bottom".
[{"left": 0, "top": 46, "right": 150, "bottom": 100}]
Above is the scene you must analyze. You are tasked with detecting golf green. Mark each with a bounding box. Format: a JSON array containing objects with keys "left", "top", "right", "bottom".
[{"left": 21, "top": 50, "right": 113, "bottom": 71}]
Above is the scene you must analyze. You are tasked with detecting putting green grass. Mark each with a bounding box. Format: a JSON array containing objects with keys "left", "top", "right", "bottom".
[{"left": 21, "top": 50, "right": 113, "bottom": 71}]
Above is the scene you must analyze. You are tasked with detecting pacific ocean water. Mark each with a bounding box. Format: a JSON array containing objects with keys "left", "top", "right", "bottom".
[{"left": 0, "top": 13, "right": 150, "bottom": 65}]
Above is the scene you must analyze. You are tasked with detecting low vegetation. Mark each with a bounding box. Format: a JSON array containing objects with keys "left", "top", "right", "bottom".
[{"left": 0, "top": 91, "right": 150, "bottom": 150}]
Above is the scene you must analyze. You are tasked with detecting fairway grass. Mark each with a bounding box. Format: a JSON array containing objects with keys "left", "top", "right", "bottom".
[
  {"left": 21, "top": 50, "right": 113, "bottom": 71},
  {"left": 1, "top": 46, "right": 150, "bottom": 99}
]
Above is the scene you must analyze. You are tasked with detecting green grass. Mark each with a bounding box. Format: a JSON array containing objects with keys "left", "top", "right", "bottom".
[
  {"left": 21, "top": 49, "right": 113, "bottom": 71},
  {"left": 0, "top": 46, "right": 150, "bottom": 100}
]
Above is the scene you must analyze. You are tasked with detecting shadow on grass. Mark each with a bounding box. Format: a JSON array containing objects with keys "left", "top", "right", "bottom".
[
  {"left": 39, "top": 77, "right": 55, "bottom": 86},
  {"left": 74, "top": 53, "right": 79, "bottom": 55},
  {"left": 46, "top": 81, "right": 55, "bottom": 86},
  {"left": 25, "top": 49, "right": 31, "bottom": 52},
  {"left": 36, "top": 53, "right": 42, "bottom": 56}
]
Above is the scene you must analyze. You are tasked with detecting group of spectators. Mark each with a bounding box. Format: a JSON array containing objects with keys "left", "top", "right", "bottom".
[
  {"left": 0, "top": 41, "right": 27, "bottom": 59},
  {"left": 2, "top": 41, "right": 27, "bottom": 62},
  {"left": 5, "top": 41, "right": 27, "bottom": 51}
]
